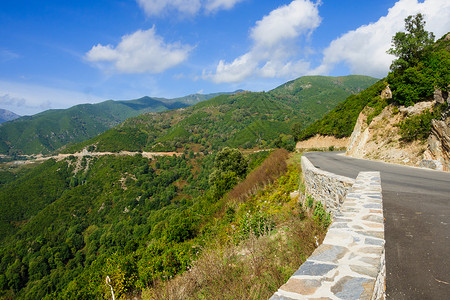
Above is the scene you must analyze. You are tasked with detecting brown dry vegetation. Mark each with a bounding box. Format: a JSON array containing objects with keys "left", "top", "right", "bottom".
[
  {"left": 144, "top": 218, "right": 324, "bottom": 300},
  {"left": 141, "top": 152, "right": 327, "bottom": 300},
  {"left": 228, "top": 149, "right": 289, "bottom": 202}
]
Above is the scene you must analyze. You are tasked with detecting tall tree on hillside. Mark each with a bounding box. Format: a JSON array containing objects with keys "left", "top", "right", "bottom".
[{"left": 387, "top": 13, "right": 435, "bottom": 71}]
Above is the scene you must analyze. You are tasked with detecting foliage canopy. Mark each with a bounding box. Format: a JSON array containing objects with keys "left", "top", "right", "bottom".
[{"left": 387, "top": 13, "right": 435, "bottom": 71}]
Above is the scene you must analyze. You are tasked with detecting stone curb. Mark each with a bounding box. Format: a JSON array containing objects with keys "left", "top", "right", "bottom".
[
  {"left": 301, "top": 156, "right": 355, "bottom": 217},
  {"left": 271, "top": 157, "right": 385, "bottom": 300}
]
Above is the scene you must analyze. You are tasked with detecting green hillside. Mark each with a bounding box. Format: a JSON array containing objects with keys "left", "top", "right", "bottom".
[
  {"left": 64, "top": 75, "right": 377, "bottom": 153},
  {"left": 0, "top": 148, "right": 330, "bottom": 299},
  {"left": 0, "top": 93, "right": 230, "bottom": 156},
  {"left": 0, "top": 75, "right": 377, "bottom": 298},
  {"left": 298, "top": 27, "right": 449, "bottom": 141},
  {"left": 297, "top": 80, "right": 387, "bottom": 140}
]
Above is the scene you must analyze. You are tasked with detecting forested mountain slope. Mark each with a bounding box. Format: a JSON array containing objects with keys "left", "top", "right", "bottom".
[
  {"left": 0, "top": 92, "right": 230, "bottom": 156},
  {"left": 65, "top": 75, "right": 377, "bottom": 154},
  {"left": 298, "top": 27, "right": 449, "bottom": 143},
  {"left": 0, "top": 74, "right": 377, "bottom": 299}
]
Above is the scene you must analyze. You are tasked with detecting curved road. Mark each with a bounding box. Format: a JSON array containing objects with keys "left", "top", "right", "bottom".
[{"left": 304, "top": 152, "right": 450, "bottom": 300}]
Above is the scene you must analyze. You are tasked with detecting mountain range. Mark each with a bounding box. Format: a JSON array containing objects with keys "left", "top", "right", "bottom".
[
  {"left": 0, "top": 74, "right": 378, "bottom": 299},
  {"left": 0, "top": 92, "right": 235, "bottom": 156},
  {"left": 0, "top": 109, "right": 20, "bottom": 123},
  {"left": 64, "top": 75, "right": 378, "bottom": 154}
]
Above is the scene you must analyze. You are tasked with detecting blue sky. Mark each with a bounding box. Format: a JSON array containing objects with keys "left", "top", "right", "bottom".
[{"left": 0, "top": 0, "right": 449, "bottom": 116}]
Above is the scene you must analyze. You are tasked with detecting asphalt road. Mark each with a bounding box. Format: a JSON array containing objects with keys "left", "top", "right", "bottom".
[{"left": 303, "top": 152, "right": 450, "bottom": 300}]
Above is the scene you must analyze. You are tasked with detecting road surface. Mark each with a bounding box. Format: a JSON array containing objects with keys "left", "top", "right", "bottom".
[{"left": 304, "top": 152, "right": 450, "bottom": 300}]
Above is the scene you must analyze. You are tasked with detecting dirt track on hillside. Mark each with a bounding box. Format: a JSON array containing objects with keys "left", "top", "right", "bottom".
[{"left": 8, "top": 151, "right": 182, "bottom": 165}]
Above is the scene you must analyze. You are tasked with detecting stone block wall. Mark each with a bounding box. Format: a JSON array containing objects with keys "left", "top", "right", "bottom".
[
  {"left": 301, "top": 156, "right": 355, "bottom": 217},
  {"left": 271, "top": 157, "right": 386, "bottom": 299}
]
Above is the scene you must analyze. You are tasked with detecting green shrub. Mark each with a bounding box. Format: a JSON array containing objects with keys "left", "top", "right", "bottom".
[
  {"left": 239, "top": 211, "right": 273, "bottom": 239},
  {"left": 306, "top": 195, "right": 314, "bottom": 208},
  {"left": 397, "top": 107, "right": 443, "bottom": 142},
  {"left": 313, "top": 201, "right": 331, "bottom": 229}
]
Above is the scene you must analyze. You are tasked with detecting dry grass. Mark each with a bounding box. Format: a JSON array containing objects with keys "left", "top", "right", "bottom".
[
  {"left": 143, "top": 217, "right": 324, "bottom": 300},
  {"left": 228, "top": 149, "right": 289, "bottom": 202}
]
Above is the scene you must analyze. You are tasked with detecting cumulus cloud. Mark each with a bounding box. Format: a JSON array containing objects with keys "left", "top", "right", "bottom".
[
  {"left": 85, "top": 27, "right": 193, "bottom": 74},
  {"left": 136, "top": 0, "right": 244, "bottom": 16},
  {"left": 314, "top": 0, "right": 450, "bottom": 78},
  {"left": 206, "top": 0, "right": 321, "bottom": 83}
]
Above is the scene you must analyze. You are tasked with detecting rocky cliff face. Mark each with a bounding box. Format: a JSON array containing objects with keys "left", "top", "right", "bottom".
[
  {"left": 346, "top": 88, "right": 450, "bottom": 171},
  {"left": 346, "top": 103, "right": 430, "bottom": 166},
  {"left": 422, "top": 91, "right": 450, "bottom": 171}
]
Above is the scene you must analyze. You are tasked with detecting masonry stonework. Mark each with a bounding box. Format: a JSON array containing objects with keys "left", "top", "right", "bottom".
[
  {"left": 301, "top": 156, "right": 354, "bottom": 216},
  {"left": 271, "top": 156, "right": 386, "bottom": 299}
]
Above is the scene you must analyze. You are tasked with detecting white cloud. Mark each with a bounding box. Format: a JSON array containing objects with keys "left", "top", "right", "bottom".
[
  {"left": 314, "top": 0, "right": 450, "bottom": 78},
  {"left": 205, "top": 0, "right": 245, "bottom": 13},
  {"left": 0, "top": 81, "right": 103, "bottom": 116},
  {"left": 251, "top": 0, "right": 321, "bottom": 48},
  {"left": 136, "top": 0, "right": 244, "bottom": 16},
  {"left": 206, "top": 0, "right": 321, "bottom": 83},
  {"left": 85, "top": 27, "right": 193, "bottom": 74},
  {"left": 213, "top": 53, "right": 258, "bottom": 83},
  {"left": 137, "top": 0, "right": 201, "bottom": 16}
]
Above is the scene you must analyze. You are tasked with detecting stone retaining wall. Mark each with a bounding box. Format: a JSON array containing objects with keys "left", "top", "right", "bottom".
[
  {"left": 271, "top": 157, "right": 385, "bottom": 299},
  {"left": 301, "top": 156, "right": 355, "bottom": 216}
]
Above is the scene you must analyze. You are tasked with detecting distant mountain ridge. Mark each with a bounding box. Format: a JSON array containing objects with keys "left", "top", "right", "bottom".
[
  {"left": 0, "top": 108, "right": 20, "bottom": 123},
  {"left": 65, "top": 75, "right": 378, "bottom": 154},
  {"left": 0, "top": 92, "right": 236, "bottom": 156}
]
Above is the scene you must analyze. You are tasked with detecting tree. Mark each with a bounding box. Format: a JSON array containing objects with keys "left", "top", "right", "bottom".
[
  {"left": 291, "top": 122, "right": 303, "bottom": 141},
  {"left": 213, "top": 148, "right": 248, "bottom": 179},
  {"left": 387, "top": 13, "right": 435, "bottom": 71}
]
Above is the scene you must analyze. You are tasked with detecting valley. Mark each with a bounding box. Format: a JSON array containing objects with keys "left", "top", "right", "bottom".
[{"left": 0, "top": 17, "right": 448, "bottom": 299}]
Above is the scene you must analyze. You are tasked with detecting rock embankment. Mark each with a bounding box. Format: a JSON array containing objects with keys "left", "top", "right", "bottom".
[
  {"left": 346, "top": 86, "right": 450, "bottom": 171},
  {"left": 422, "top": 90, "right": 450, "bottom": 171},
  {"left": 346, "top": 102, "right": 431, "bottom": 166},
  {"left": 272, "top": 157, "right": 385, "bottom": 299},
  {"left": 296, "top": 135, "right": 348, "bottom": 150}
]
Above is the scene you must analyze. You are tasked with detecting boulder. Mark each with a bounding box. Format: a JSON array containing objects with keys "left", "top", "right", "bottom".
[
  {"left": 434, "top": 88, "right": 449, "bottom": 104},
  {"left": 381, "top": 85, "right": 392, "bottom": 99}
]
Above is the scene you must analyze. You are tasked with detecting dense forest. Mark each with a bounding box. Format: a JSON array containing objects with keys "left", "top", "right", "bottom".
[
  {"left": 0, "top": 150, "right": 230, "bottom": 298},
  {"left": 0, "top": 148, "right": 329, "bottom": 299}
]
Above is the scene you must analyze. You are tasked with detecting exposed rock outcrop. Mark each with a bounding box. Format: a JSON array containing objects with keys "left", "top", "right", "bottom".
[
  {"left": 380, "top": 85, "right": 392, "bottom": 99},
  {"left": 433, "top": 89, "right": 449, "bottom": 105},
  {"left": 346, "top": 103, "right": 429, "bottom": 166},
  {"left": 296, "top": 135, "right": 349, "bottom": 150},
  {"left": 347, "top": 86, "right": 450, "bottom": 171},
  {"left": 422, "top": 90, "right": 450, "bottom": 171}
]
